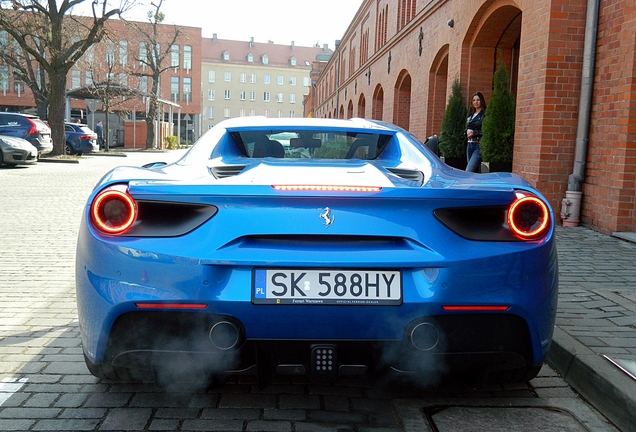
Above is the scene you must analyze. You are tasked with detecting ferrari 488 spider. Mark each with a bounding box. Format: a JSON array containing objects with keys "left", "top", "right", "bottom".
[{"left": 76, "top": 117, "right": 558, "bottom": 386}]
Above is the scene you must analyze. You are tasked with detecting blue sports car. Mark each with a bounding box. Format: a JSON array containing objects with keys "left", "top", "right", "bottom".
[{"left": 76, "top": 117, "right": 558, "bottom": 387}]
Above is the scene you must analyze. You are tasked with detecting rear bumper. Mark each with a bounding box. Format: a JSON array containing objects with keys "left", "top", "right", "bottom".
[{"left": 102, "top": 311, "right": 538, "bottom": 381}]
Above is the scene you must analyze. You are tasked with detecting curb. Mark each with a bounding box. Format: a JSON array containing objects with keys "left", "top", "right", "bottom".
[
  {"left": 37, "top": 157, "right": 80, "bottom": 164},
  {"left": 548, "top": 327, "right": 636, "bottom": 432}
]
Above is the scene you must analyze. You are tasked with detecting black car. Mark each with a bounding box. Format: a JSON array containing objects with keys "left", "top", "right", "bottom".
[
  {"left": 65, "top": 122, "right": 99, "bottom": 155},
  {"left": 0, "top": 112, "right": 53, "bottom": 155}
]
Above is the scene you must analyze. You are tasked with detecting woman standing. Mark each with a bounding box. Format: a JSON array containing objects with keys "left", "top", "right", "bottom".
[{"left": 465, "top": 92, "right": 487, "bottom": 172}]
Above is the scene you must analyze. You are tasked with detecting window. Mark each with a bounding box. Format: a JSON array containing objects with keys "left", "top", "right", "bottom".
[
  {"left": 223, "top": 51, "right": 230, "bottom": 60},
  {"left": 183, "top": 77, "right": 191, "bottom": 102},
  {"left": 263, "top": 109, "right": 269, "bottom": 117},
  {"left": 84, "top": 45, "right": 94, "bottom": 63},
  {"left": 250, "top": 73, "right": 256, "bottom": 83},
  {"left": 119, "top": 40, "right": 128, "bottom": 65},
  {"left": 224, "top": 71, "right": 231, "bottom": 82},
  {"left": 208, "top": 89, "right": 215, "bottom": 101},
  {"left": 171, "top": 44, "right": 179, "bottom": 67},
  {"left": 247, "top": 53, "right": 254, "bottom": 62},
  {"left": 106, "top": 40, "right": 115, "bottom": 66},
  {"left": 139, "top": 42, "right": 147, "bottom": 66},
  {"left": 249, "top": 109, "right": 256, "bottom": 116},
  {"left": 262, "top": 54, "right": 268, "bottom": 65},
  {"left": 71, "top": 70, "right": 81, "bottom": 88},
  {"left": 303, "top": 77, "right": 310, "bottom": 87},
  {"left": 290, "top": 57, "right": 297, "bottom": 66},
  {"left": 119, "top": 73, "right": 128, "bottom": 87},
  {"left": 240, "top": 91, "right": 246, "bottom": 101},
  {"left": 240, "top": 108, "right": 246, "bottom": 117},
  {"left": 276, "top": 93, "right": 283, "bottom": 103},
  {"left": 240, "top": 72, "right": 247, "bottom": 83},
  {"left": 224, "top": 89, "right": 231, "bottom": 100},
  {"left": 184, "top": 45, "right": 192, "bottom": 70},
  {"left": 264, "top": 92, "right": 270, "bottom": 102},
  {"left": 277, "top": 110, "right": 282, "bottom": 118},
  {"left": 138, "top": 76, "right": 148, "bottom": 93},
  {"left": 289, "top": 94, "right": 296, "bottom": 103},
  {"left": 208, "top": 70, "right": 216, "bottom": 83},
  {"left": 106, "top": 72, "right": 115, "bottom": 81},
  {"left": 224, "top": 107, "right": 231, "bottom": 118},
  {"left": 249, "top": 91, "right": 256, "bottom": 101},
  {"left": 14, "top": 79, "right": 24, "bottom": 94},
  {"left": 85, "top": 71, "right": 93, "bottom": 86},
  {"left": 289, "top": 111, "right": 296, "bottom": 118},
  {"left": 264, "top": 74, "right": 270, "bottom": 84},
  {"left": 0, "top": 66, "right": 8, "bottom": 91},
  {"left": 208, "top": 107, "right": 215, "bottom": 119},
  {"left": 290, "top": 76, "right": 297, "bottom": 86},
  {"left": 277, "top": 75, "right": 284, "bottom": 85},
  {"left": 171, "top": 76, "right": 179, "bottom": 101}
]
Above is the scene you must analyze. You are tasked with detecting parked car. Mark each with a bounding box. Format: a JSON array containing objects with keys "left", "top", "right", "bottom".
[
  {"left": 0, "top": 112, "right": 53, "bottom": 156},
  {"left": 65, "top": 122, "right": 99, "bottom": 155},
  {"left": 0, "top": 135, "right": 38, "bottom": 167},
  {"left": 76, "top": 117, "right": 558, "bottom": 387}
]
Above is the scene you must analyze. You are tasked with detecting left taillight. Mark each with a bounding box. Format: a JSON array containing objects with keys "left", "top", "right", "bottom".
[{"left": 90, "top": 185, "right": 137, "bottom": 235}]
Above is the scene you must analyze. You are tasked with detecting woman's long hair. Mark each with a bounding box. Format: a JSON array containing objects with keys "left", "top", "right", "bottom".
[{"left": 468, "top": 92, "right": 487, "bottom": 116}]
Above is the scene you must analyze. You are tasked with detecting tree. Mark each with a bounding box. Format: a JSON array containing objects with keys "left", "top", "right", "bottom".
[
  {"left": 0, "top": 29, "right": 49, "bottom": 118},
  {"left": 481, "top": 59, "right": 516, "bottom": 164},
  {"left": 439, "top": 78, "right": 467, "bottom": 160},
  {"left": 123, "top": 0, "right": 180, "bottom": 149},
  {"left": 0, "top": 1, "right": 130, "bottom": 156}
]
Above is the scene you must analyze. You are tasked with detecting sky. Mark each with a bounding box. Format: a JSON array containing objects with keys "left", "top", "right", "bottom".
[{"left": 115, "top": 0, "right": 364, "bottom": 50}]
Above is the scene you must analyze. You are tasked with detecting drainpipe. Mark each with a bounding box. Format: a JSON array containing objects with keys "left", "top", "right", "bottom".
[
  {"left": 561, "top": 0, "right": 599, "bottom": 227},
  {"left": 335, "top": 39, "right": 341, "bottom": 119}
]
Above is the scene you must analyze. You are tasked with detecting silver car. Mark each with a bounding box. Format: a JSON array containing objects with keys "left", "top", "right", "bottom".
[{"left": 0, "top": 135, "right": 38, "bottom": 167}]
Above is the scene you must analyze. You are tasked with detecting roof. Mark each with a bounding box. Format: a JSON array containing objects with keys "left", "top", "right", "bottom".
[{"left": 201, "top": 36, "right": 332, "bottom": 69}]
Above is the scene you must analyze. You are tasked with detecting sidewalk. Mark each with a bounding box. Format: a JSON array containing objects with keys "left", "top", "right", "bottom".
[{"left": 548, "top": 226, "right": 636, "bottom": 432}]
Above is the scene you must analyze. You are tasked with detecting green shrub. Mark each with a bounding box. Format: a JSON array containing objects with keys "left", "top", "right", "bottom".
[
  {"left": 439, "top": 78, "right": 468, "bottom": 159},
  {"left": 481, "top": 59, "right": 516, "bottom": 163},
  {"left": 164, "top": 135, "right": 179, "bottom": 149}
]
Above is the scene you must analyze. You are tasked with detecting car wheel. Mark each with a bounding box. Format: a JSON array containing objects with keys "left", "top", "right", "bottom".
[
  {"left": 65, "top": 143, "right": 73, "bottom": 155},
  {"left": 0, "top": 150, "right": 4, "bottom": 166}
]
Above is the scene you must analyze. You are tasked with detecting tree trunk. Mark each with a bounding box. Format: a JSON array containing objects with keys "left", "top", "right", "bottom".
[{"left": 48, "top": 72, "right": 67, "bottom": 156}]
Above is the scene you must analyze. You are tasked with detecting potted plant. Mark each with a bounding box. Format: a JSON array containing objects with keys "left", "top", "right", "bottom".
[
  {"left": 439, "top": 78, "right": 468, "bottom": 170},
  {"left": 481, "top": 59, "right": 515, "bottom": 172}
]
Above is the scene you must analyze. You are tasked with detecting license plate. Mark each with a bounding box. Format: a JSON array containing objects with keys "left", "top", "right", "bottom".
[{"left": 252, "top": 269, "right": 402, "bottom": 305}]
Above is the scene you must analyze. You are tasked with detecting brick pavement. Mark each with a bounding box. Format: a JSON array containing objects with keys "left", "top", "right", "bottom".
[{"left": 0, "top": 151, "right": 627, "bottom": 431}]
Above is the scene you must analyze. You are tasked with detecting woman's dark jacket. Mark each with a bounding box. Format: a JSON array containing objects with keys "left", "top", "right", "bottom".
[{"left": 465, "top": 110, "right": 485, "bottom": 142}]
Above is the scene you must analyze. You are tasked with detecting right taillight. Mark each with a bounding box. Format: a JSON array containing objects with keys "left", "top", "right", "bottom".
[
  {"left": 90, "top": 185, "right": 137, "bottom": 235},
  {"left": 507, "top": 193, "right": 550, "bottom": 240},
  {"left": 25, "top": 118, "right": 38, "bottom": 135}
]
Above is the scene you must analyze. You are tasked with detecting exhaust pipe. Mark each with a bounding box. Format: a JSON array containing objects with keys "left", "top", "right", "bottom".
[
  {"left": 209, "top": 321, "right": 241, "bottom": 350},
  {"left": 410, "top": 322, "right": 439, "bottom": 351}
]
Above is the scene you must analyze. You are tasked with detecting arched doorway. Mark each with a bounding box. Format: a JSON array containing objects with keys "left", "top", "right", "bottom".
[
  {"left": 428, "top": 46, "right": 449, "bottom": 137},
  {"left": 372, "top": 84, "right": 384, "bottom": 121},
  {"left": 358, "top": 94, "right": 366, "bottom": 118},
  {"left": 347, "top": 100, "right": 354, "bottom": 119},
  {"left": 393, "top": 70, "right": 411, "bottom": 131}
]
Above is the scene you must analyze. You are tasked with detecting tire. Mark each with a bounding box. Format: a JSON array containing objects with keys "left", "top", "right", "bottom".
[
  {"left": 65, "top": 143, "right": 74, "bottom": 155},
  {"left": 0, "top": 150, "right": 4, "bottom": 166}
]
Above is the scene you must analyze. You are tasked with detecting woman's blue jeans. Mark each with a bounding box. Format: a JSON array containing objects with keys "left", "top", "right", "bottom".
[{"left": 466, "top": 143, "right": 481, "bottom": 172}]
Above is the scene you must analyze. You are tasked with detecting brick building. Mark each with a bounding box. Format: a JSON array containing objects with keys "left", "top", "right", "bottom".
[
  {"left": 1, "top": 17, "right": 202, "bottom": 148},
  {"left": 308, "top": 0, "right": 636, "bottom": 235}
]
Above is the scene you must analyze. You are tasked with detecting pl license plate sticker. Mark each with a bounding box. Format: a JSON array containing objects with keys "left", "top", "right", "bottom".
[{"left": 253, "top": 269, "right": 402, "bottom": 305}]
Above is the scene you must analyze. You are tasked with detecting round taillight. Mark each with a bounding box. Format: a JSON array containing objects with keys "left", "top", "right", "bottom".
[
  {"left": 507, "top": 195, "right": 550, "bottom": 240},
  {"left": 90, "top": 188, "right": 137, "bottom": 235}
]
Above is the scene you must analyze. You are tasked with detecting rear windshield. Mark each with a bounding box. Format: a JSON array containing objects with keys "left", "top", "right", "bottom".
[{"left": 230, "top": 130, "right": 391, "bottom": 160}]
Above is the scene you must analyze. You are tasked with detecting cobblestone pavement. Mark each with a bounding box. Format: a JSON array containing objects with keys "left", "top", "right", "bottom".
[{"left": 0, "top": 151, "right": 625, "bottom": 431}]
